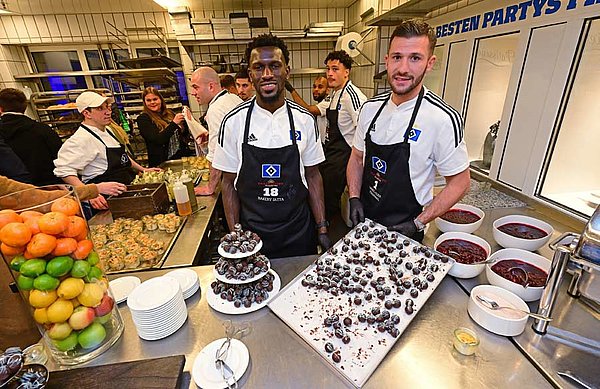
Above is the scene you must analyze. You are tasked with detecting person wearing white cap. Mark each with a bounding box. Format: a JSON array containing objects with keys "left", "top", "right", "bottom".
[{"left": 54, "top": 91, "right": 157, "bottom": 210}]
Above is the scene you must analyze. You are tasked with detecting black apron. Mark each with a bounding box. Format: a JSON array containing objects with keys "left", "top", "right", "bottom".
[
  {"left": 236, "top": 100, "right": 317, "bottom": 258},
  {"left": 361, "top": 88, "right": 425, "bottom": 241},
  {"left": 81, "top": 125, "right": 136, "bottom": 185},
  {"left": 319, "top": 81, "right": 352, "bottom": 219}
]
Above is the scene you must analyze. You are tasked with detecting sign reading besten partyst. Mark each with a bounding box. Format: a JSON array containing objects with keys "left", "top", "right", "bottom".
[{"left": 436, "top": 0, "right": 600, "bottom": 38}]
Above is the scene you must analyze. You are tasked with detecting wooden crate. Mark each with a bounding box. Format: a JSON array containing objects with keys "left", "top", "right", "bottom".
[{"left": 107, "top": 183, "right": 170, "bottom": 219}]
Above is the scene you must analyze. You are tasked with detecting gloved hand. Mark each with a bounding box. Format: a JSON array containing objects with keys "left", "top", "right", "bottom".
[
  {"left": 388, "top": 220, "right": 418, "bottom": 237},
  {"left": 285, "top": 80, "right": 295, "bottom": 93},
  {"left": 349, "top": 197, "right": 365, "bottom": 227},
  {"left": 318, "top": 233, "right": 333, "bottom": 251}
]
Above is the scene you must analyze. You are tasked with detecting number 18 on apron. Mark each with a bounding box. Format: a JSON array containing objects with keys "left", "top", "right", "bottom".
[{"left": 235, "top": 101, "right": 317, "bottom": 258}]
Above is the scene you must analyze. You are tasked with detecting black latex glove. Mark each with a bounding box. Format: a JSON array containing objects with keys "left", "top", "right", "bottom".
[
  {"left": 388, "top": 220, "right": 418, "bottom": 237},
  {"left": 318, "top": 233, "right": 333, "bottom": 251},
  {"left": 285, "top": 80, "right": 295, "bottom": 93},
  {"left": 349, "top": 197, "right": 365, "bottom": 227}
]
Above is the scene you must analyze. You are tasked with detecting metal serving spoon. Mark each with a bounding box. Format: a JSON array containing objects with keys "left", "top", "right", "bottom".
[
  {"left": 508, "top": 267, "right": 530, "bottom": 288},
  {"left": 475, "top": 295, "right": 552, "bottom": 321}
]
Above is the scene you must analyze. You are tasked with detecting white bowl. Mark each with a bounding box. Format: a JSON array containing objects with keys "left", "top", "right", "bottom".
[
  {"left": 434, "top": 232, "right": 491, "bottom": 279},
  {"left": 492, "top": 214, "right": 553, "bottom": 251},
  {"left": 435, "top": 203, "right": 485, "bottom": 234},
  {"left": 485, "top": 248, "right": 551, "bottom": 301},
  {"left": 468, "top": 285, "right": 529, "bottom": 336}
]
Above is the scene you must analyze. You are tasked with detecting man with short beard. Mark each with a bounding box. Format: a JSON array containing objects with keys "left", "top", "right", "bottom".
[
  {"left": 346, "top": 20, "right": 470, "bottom": 242},
  {"left": 213, "top": 34, "right": 331, "bottom": 258},
  {"left": 312, "top": 76, "right": 329, "bottom": 143}
]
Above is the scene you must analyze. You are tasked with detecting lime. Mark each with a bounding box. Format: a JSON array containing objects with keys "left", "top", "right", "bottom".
[
  {"left": 46, "top": 256, "right": 74, "bottom": 278},
  {"left": 19, "top": 259, "right": 46, "bottom": 278},
  {"left": 16, "top": 274, "right": 34, "bottom": 290},
  {"left": 87, "top": 251, "right": 99, "bottom": 266},
  {"left": 33, "top": 274, "right": 60, "bottom": 291},
  {"left": 53, "top": 332, "right": 79, "bottom": 352},
  {"left": 84, "top": 266, "right": 103, "bottom": 283},
  {"left": 71, "top": 260, "right": 91, "bottom": 278},
  {"left": 9, "top": 255, "right": 26, "bottom": 272}
]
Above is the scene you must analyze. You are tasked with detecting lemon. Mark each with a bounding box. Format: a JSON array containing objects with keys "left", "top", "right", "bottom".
[
  {"left": 77, "top": 283, "right": 104, "bottom": 307},
  {"left": 33, "top": 308, "right": 50, "bottom": 324},
  {"left": 47, "top": 299, "right": 74, "bottom": 323},
  {"left": 57, "top": 277, "right": 85, "bottom": 299},
  {"left": 29, "top": 289, "right": 58, "bottom": 308}
]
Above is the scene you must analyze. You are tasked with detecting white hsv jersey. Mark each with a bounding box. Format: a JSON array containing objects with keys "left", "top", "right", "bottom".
[{"left": 353, "top": 87, "right": 469, "bottom": 206}]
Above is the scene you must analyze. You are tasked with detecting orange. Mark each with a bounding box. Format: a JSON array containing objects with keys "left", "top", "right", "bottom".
[
  {"left": 23, "top": 249, "right": 36, "bottom": 259},
  {"left": 20, "top": 211, "right": 43, "bottom": 222},
  {"left": 27, "top": 233, "right": 57, "bottom": 257},
  {"left": 0, "top": 210, "right": 23, "bottom": 229},
  {"left": 50, "top": 197, "right": 80, "bottom": 217},
  {"left": 1, "top": 242, "right": 24, "bottom": 257},
  {"left": 62, "top": 216, "right": 87, "bottom": 238},
  {"left": 72, "top": 239, "right": 93, "bottom": 260},
  {"left": 52, "top": 238, "right": 78, "bottom": 256},
  {"left": 74, "top": 230, "right": 88, "bottom": 242},
  {"left": 24, "top": 217, "right": 41, "bottom": 235},
  {"left": 0, "top": 222, "right": 32, "bottom": 247},
  {"left": 38, "top": 212, "right": 69, "bottom": 235}
]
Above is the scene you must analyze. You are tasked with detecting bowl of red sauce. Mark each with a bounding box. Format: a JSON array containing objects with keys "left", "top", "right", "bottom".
[
  {"left": 435, "top": 204, "right": 485, "bottom": 234},
  {"left": 486, "top": 248, "right": 551, "bottom": 301},
  {"left": 434, "top": 232, "right": 491, "bottom": 278},
  {"left": 492, "top": 215, "right": 553, "bottom": 251}
]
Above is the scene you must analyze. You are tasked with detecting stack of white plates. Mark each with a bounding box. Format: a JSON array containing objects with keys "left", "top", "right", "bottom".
[
  {"left": 127, "top": 277, "right": 188, "bottom": 341},
  {"left": 163, "top": 268, "right": 200, "bottom": 299}
]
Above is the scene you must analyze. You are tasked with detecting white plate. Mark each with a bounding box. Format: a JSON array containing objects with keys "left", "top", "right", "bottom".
[
  {"left": 213, "top": 260, "right": 271, "bottom": 285},
  {"left": 163, "top": 268, "right": 200, "bottom": 294},
  {"left": 218, "top": 240, "right": 263, "bottom": 259},
  {"left": 127, "top": 277, "right": 181, "bottom": 311},
  {"left": 183, "top": 282, "right": 200, "bottom": 299},
  {"left": 109, "top": 276, "right": 141, "bottom": 304},
  {"left": 207, "top": 270, "right": 281, "bottom": 315},
  {"left": 192, "top": 338, "right": 250, "bottom": 389},
  {"left": 137, "top": 311, "right": 188, "bottom": 341}
]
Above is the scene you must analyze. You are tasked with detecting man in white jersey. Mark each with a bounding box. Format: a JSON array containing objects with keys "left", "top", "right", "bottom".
[
  {"left": 213, "top": 34, "right": 331, "bottom": 258},
  {"left": 190, "top": 67, "right": 243, "bottom": 196},
  {"left": 346, "top": 20, "right": 470, "bottom": 242},
  {"left": 286, "top": 50, "right": 367, "bottom": 223}
]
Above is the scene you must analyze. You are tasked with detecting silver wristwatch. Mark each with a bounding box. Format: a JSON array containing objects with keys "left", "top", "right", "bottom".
[{"left": 414, "top": 218, "right": 426, "bottom": 232}]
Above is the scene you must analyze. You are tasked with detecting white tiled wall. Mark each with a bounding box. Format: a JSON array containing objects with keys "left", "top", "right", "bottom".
[
  {"left": 345, "top": 0, "right": 378, "bottom": 98},
  {"left": 0, "top": 45, "right": 32, "bottom": 89}
]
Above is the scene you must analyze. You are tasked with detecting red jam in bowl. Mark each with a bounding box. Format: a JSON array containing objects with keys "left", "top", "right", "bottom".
[
  {"left": 436, "top": 239, "right": 487, "bottom": 264},
  {"left": 440, "top": 209, "right": 481, "bottom": 224},
  {"left": 497, "top": 222, "right": 548, "bottom": 240},
  {"left": 491, "top": 259, "right": 548, "bottom": 287}
]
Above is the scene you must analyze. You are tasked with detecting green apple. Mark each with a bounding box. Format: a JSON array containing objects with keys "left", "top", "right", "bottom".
[
  {"left": 53, "top": 332, "right": 78, "bottom": 352},
  {"left": 78, "top": 322, "right": 106, "bottom": 349}
]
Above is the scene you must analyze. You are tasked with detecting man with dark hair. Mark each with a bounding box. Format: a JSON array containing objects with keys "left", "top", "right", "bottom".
[
  {"left": 220, "top": 74, "right": 238, "bottom": 95},
  {"left": 0, "top": 88, "right": 62, "bottom": 186},
  {"left": 213, "top": 34, "right": 331, "bottom": 258},
  {"left": 312, "top": 75, "right": 330, "bottom": 143},
  {"left": 286, "top": 50, "right": 367, "bottom": 222},
  {"left": 234, "top": 68, "right": 255, "bottom": 101},
  {"left": 347, "top": 20, "right": 469, "bottom": 241}
]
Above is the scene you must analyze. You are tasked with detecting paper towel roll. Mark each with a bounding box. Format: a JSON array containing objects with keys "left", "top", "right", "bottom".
[{"left": 335, "top": 32, "right": 363, "bottom": 58}]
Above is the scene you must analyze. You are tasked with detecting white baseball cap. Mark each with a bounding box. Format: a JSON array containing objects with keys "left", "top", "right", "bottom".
[{"left": 75, "top": 91, "right": 110, "bottom": 113}]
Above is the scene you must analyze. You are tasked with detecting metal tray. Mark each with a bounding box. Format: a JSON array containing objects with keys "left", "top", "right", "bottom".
[{"left": 90, "top": 215, "right": 187, "bottom": 274}]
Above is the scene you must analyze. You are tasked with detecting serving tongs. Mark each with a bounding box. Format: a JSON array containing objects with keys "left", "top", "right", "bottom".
[{"left": 214, "top": 321, "right": 251, "bottom": 389}]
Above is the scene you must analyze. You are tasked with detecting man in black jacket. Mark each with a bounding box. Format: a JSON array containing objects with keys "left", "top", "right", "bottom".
[{"left": 0, "top": 88, "right": 62, "bottom": 186}]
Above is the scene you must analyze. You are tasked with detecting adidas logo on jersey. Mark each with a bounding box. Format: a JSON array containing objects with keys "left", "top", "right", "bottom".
[{"left": 248, "top": 133, "right": 258, "bottom": 142}]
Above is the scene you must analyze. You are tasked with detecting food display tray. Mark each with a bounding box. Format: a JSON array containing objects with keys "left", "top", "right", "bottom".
[
  {"left": 89, "top": 215, "right": 187, "bottom": 275},
  {"left": 268, "top": 219, "right": 454, "bottom": 388}
]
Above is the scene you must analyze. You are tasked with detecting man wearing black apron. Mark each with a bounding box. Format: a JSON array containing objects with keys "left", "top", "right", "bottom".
[
  {"left": 213, "top": 34, "right": 332, "bottom": 258},
  {"left": 346, "top": 20, "right": 470, "bottom": 242},
  {"left": 54, "top": 91, "right": 157, "bottom": 210},
  {"left": 286, "top": 50, "right": 366, "bottom": 221}
]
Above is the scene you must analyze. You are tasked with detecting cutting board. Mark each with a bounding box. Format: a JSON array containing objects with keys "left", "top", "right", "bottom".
[{"left": 46, "top": 355, "right": 185, "bottom": 389}]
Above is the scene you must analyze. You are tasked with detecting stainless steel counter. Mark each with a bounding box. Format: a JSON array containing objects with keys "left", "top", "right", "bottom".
[
  {"left": 431, "top": 205, "right": 600, "bottom": 389},
  {"left": 47, "top": 256, "right": 551, "bottom": 389}
]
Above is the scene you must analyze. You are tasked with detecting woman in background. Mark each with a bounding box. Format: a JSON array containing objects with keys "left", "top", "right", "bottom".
[{"left": 137, "top": 87, "right": 193, "bottom": 167}]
